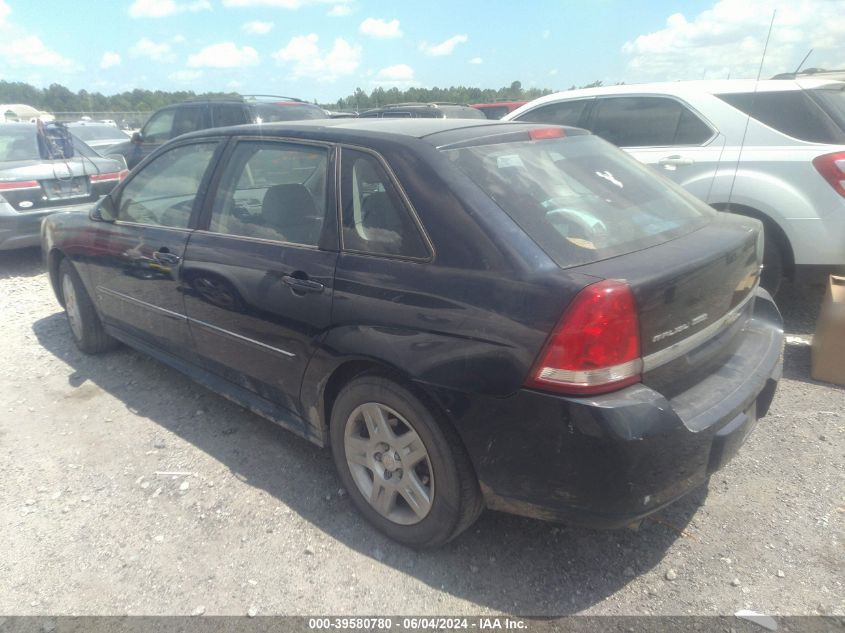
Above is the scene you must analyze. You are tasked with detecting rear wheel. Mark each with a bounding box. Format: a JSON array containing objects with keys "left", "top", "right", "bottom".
[
  {"left": 59, "top": 259, "right": 118, "bottom": 354},
  {"left": 760, "top": 233, "right": 784, "bottom": 296},
  {"left": 329, "top": 375, "right": 483, "bottom": 548}
]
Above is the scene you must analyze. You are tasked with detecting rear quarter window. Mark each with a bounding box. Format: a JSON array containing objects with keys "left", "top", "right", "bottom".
[
  {"left": 442, "top": 135, "right": 712, "bottom": 268},
  {"left": 716, "top": 90, "right": 845, "bottom": 143}
]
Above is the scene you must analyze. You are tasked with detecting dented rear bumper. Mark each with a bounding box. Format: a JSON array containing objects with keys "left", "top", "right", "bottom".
[{"left": 425, "top": 288, "right": 784, "bottom": 528}]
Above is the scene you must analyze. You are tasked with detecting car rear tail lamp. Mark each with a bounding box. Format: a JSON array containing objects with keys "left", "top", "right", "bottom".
[
  {"left": 0, "top": 180, "right": 40, "bottom": 191},
  {"left": 812, "top": 152, "right": 845, "bottom": 198},
  {"left": 526, "top": 279, "right": 642, "bottom": 395},
  {"left": 90, "top": 170, "right": 129, "bottom": 183},
  {"left": 528, "top": 127, "right": 566, "bottom": 141}
]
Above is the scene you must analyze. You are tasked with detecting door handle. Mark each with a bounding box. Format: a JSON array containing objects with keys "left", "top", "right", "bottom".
[
  {"left": 153, "top": 250, "right": 181, "bottom": 265},
  {"left": 282, "top": 274, "right": 324, "bottom": 294},
  {"left": 658, "top": 155, "right": 695, "bottom": 167}
]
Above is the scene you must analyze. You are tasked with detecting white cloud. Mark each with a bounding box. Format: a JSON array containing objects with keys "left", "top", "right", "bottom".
[
  {"left": 420, "top": 34, "right": 468, "bottom": 57},
  {"left": 469, "top": 56, "right": 482, "bottom": 65},
  {"left": 99, "top": 51, "right": 122, "bottom": 69},
  {"left": 169, "top": 69, "right": 203, "bottom": 82},
  {"left": 242, "top": 20, "right": 274, "bottom": 34},
  {"left": 0, "top": 2, "right": 77, "bottom": 70},
  {"left": 273, "top": 34, "right": 361, "bottom": 81},
  {"left": 128, "top": 0, "right": 210, "bottom": 18},
  {"left": 327, "top": 4, "right": 351, "bottom": 16},
  {"left": 187, "top": 42, "right": 259, "bottom": 67},
  {"left": 130, "top": 38, "right": 174, "bottom": 62},
  {"left": 0, "top": 34, "right": 76, "bottom": 68},
  {"left": 542, "top": 29, "right": 550, "bottom": 39},
  {"left": 371, "top": 64, "right": 418, "bottom": 89},
  {"left": 622, "top": 0, "right": 845, "bottom": 82},
  {"left": 359, "top": 17, "right": 402, "bottom": 39},
  {"left": 223, "top": 0, "right": 347, "bottom": 7}
]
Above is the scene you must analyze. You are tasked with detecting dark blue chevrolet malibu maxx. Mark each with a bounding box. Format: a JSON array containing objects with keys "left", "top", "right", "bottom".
[{"left": 41, "top": 119, "right": 783, "bottom": 547}]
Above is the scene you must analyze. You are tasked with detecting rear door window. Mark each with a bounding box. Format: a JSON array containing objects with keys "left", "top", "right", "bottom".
[
  {"left": 517, "top": 99, "right": 593, "bottom": 127},
  {"left": 208, "top": 141, "right": 329, "bottom": 247},
  {"left": 590, "top": 97, "right": 712, "bottom": 147},
  {"left": 442, "top": 134, "right": 711, "bottom": 268},
  {"left": 716, "top": 90, "right": 845, "bottom": 143},
  {"left": 171, "top": 106, "right": 206, "bottom": 138},
  {"left": 210, "top": 104, "right": 249, "bottom": 128},
  {"left": 339, "top": 149, "right": 430, "bottom": 259}
]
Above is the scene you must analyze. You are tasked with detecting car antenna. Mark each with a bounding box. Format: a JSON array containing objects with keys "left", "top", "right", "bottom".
[
  {"left": 725, "top": 9, "right": 776, "bottom": 215},
  {"left": 793, "top": 48, "right": 813, "bottom": 76}
]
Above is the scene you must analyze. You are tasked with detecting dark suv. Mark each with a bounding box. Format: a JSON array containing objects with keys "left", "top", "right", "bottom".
[
  {"left": 359, "top": 102, "right": 486, "bottom": 120},
  {"left": 110, "top": 95, "right": 327, "bottom": 169}
]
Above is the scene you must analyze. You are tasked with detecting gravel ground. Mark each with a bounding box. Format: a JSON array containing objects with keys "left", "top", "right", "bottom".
[{"left": 0, "top": 247, "right": 842, "bottom": 617}]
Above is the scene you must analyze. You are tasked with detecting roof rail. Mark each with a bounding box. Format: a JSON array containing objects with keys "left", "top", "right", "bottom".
[
  {"left": 241, "top": 94, "right": 306, "bottom": 103},
  {"left": 182, "top": 94, "right": 243, "bottom": 103}
]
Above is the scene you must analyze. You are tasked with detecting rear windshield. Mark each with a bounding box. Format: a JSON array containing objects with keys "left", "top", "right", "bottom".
[
  {"left": 0, "top": 125, "right": 40, "bottom": 161},
  {"left": 253, "top": 102, "right": 326, "bottom": 122},
  {"left": 442, "top": 134, "right": 712, "bottom": 267},
  {"left": 716, "top": 89, "right": 845, "bottom": 144}
]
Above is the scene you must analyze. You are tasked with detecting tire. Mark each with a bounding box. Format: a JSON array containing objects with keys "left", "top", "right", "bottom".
[
  {"left": 760, "top": 233, "right": 784, "bottom": 297},
  {"left": 330, "top": 375, "right": 483, "bottom": 548},
  {"left": 59, "top": 258, "right": 118, "bottom": 354}
]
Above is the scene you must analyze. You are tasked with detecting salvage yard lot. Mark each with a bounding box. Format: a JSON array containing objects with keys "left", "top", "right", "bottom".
[{"left": 1, "top": 247, "right": 842, "bottom": 616}]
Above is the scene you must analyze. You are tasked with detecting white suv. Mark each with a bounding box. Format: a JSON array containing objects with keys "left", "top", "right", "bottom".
[{"left": 505, "top": 79, "right": 845, "bottom": 292}]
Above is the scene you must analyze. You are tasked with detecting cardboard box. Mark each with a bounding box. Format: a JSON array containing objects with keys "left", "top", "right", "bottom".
[{"left": 811, "top": 275, "right": 845, "bottom": 386}]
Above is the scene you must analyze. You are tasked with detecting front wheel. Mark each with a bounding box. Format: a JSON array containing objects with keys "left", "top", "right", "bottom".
[
  {"left": 330, "top": 375, "right": 483, "bottom": 548},
  {"left": 59, "top": 259, "right": 118, "bottom": 354}
]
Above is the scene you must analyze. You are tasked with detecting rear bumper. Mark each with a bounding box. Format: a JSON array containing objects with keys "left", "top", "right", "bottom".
[
  {"left": 0, "top": 203, "right": 94, "bottom": 251},
  {"left": 427, "top": 287, "right": 784, "bottom": 528}
]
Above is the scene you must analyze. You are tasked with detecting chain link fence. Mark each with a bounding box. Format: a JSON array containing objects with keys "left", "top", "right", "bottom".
[{"left": 51, "top": 111, "right": 150, "bottom": 130}]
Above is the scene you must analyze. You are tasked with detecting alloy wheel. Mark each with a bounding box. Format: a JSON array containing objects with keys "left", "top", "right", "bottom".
[{"left": 343, "top": 402, "right": 434, "bottom": 525}]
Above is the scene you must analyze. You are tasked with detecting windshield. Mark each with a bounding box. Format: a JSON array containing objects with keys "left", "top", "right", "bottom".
[
  {"left": 0, "top": 125, "right": 40, "bottom": 161},
  {"left": 442, "top": 134, "right": 712, "bottom": 267},
  {"left": 70, "top": 125, "right": 128, "bottom": 141}
]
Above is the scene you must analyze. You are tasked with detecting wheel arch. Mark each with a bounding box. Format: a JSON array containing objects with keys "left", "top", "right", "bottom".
[
  {"left": 47, "top": 248, "right": 67, "bottom": 307},
  {"left": 711, "top": 202, "right": 795, "bottom": 277}
]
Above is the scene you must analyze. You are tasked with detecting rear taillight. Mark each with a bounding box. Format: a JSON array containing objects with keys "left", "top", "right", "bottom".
[
  {"left": 812, "top": 152, "right": 845, "bottom": 198},
  {"left": 0, "top": 180, "right": 40, "bottom": 191},
  {"left": 90, "top": 170, "right": 129, "bottom": 183},
  {"left": 526, "top": 279, "right": 642, "bottom": 395}
]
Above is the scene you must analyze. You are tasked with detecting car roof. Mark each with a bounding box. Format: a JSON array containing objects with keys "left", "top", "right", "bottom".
[
  {"left": 514, "top": 78, "right": 844, "bottom": 108},
  {"left": 178, "top": 117, "right": 566, "bottom": 147}
]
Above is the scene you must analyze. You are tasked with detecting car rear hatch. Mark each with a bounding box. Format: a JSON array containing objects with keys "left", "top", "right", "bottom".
[{"left": 438, "top": 126, "right": 767, "bottom": 403}]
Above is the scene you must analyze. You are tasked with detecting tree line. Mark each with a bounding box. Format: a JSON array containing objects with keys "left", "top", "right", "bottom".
[{"left": 0, "top": 79, "right": 609, "bottom": 114}]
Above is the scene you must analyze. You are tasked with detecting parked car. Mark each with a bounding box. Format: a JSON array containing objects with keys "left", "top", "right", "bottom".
[
  {"left": 42, "top": 119, "right": 783, "bottom": 547},
  {"left": 359, "top": 103, "right": 486, "bottom": 119},
  {"left": 505, "top": 79, "right": 845, "bottom": 293},
  {"left": 469, "top": 100, "right": 528, "bottom": 120},
  {"left": 0, "top": 122, "right": 126, "bottom": 250},
  {"left": 66, "top": 121, "right": 130, "bottom": 153},
  {"left": 109, "top": 95, "right": 328, "bottom": 169}
]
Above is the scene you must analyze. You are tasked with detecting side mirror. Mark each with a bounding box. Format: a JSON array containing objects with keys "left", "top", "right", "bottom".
[
  {"left": 131, "top": 132, "right": 143, "bottom": 144},
  {"left": 91, "top": 194, "right": 117, "bottom": 222}
]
